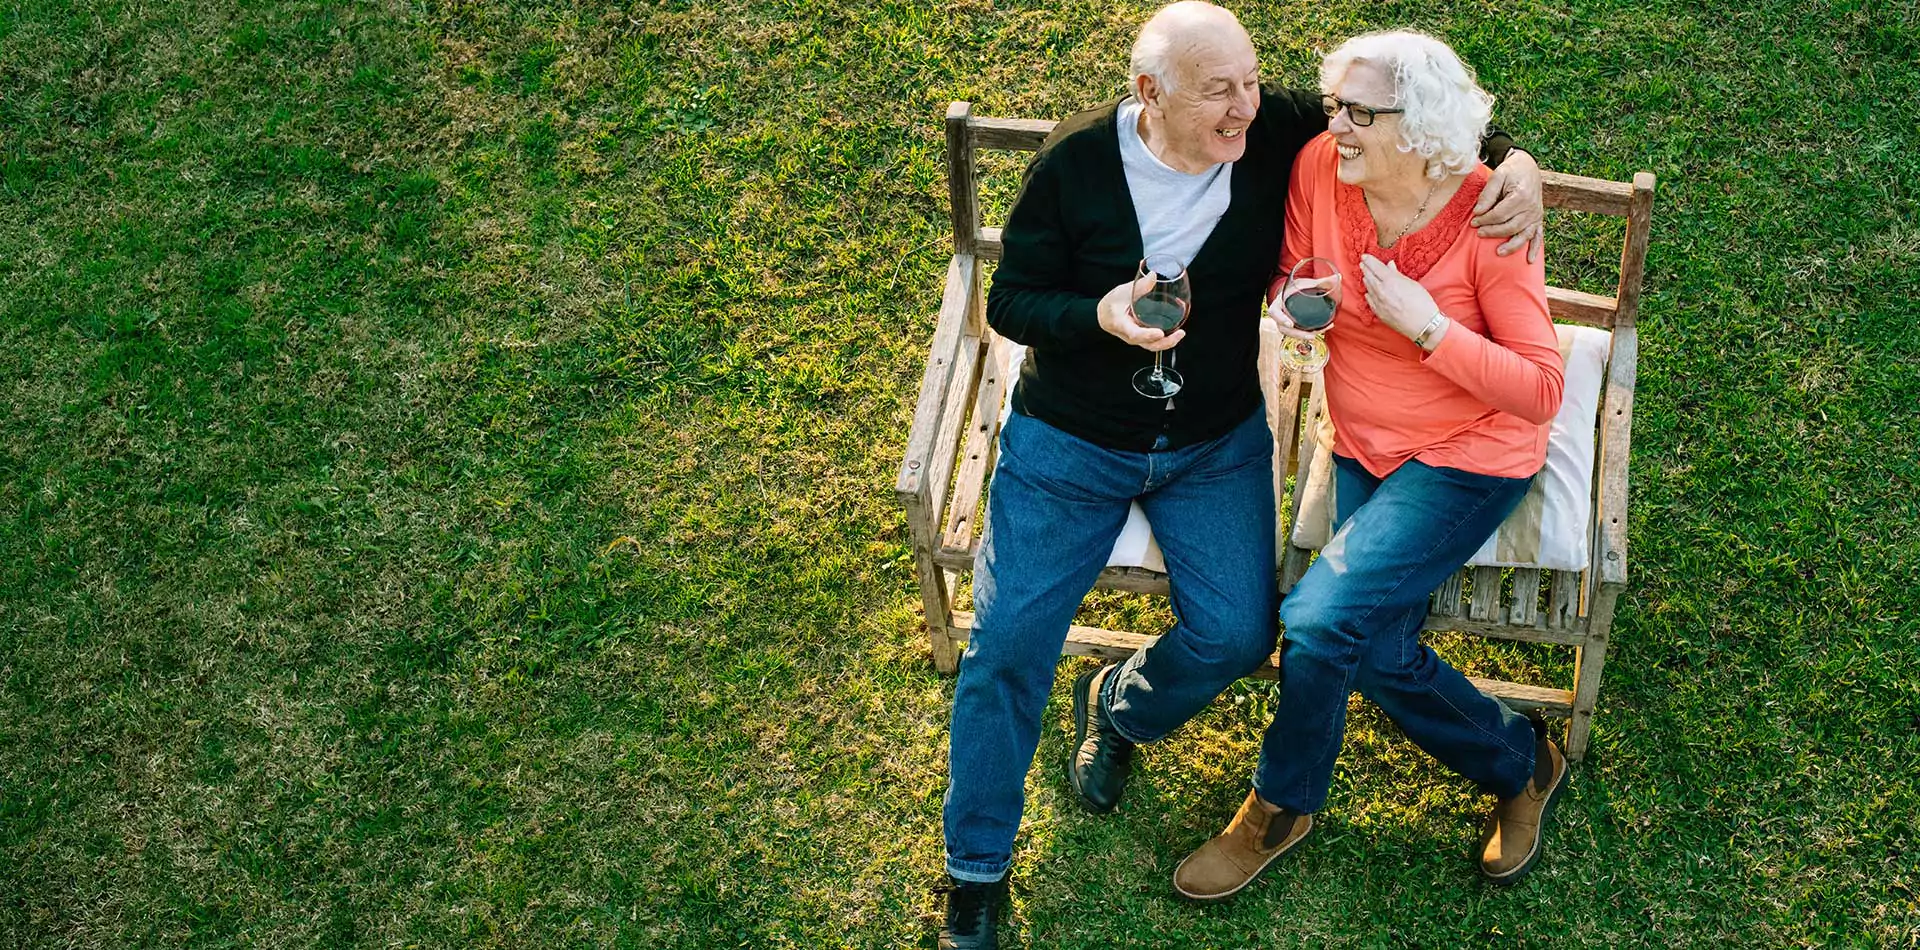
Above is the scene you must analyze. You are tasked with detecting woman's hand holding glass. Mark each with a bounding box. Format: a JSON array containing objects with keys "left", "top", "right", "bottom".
[{"left": 1269, "top": 256, "right": 1343, "bottom": 374}]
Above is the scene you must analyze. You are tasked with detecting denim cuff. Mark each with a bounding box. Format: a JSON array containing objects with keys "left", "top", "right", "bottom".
[
  {"left": 946, "top": 856, "right": 1010, "bottom": 883},
  {"left": 1251, "top": 769, "right": 1326, "bottom": 814},
  {"left": 1101, "top": 653, "right": 1158, "bottom": 746},
  {"left": 1486, "top": 723, "right": 1540, "bottom": 799}
]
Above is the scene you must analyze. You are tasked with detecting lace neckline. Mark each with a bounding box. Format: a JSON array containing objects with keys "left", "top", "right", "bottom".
[{"left": 1335, "top": 167, "right": 1489, "bottom": 285}]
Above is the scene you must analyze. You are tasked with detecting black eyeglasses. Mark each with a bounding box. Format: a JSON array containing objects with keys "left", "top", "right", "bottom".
[{"left": 1320, "top": 94, "right": 1403, "bottom": 127}]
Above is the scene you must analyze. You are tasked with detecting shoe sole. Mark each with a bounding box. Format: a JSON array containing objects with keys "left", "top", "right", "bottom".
[
  {"left": 1480, "top": 754, "right": 1569, "bottom": 886},
  {"left": 1172, "top": 816, "right": 1313, "bottom": 903},
  {"left": 1067, "top": 667, "right": 1116, "bottom": 814}
]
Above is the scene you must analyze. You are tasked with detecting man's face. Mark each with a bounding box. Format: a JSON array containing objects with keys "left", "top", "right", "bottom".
[{"left": 1139, "top": 30, "right": 1260, "bottom": 172}]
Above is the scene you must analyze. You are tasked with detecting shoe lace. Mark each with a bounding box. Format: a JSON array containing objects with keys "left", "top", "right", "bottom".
[
  {"left": 1091, "top": 727, "right": 1135, "bottom": 765},
  {"left": 936, "top": 881, "right": 995, "bottom": 936},
  {"left": 1086, "top": 711, "right": 1135, "bottom": 767}
]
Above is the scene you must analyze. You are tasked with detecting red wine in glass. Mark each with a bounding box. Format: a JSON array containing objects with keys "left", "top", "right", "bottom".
[
  {"left": 1132, "top": 297, "right": 1188, "bottom": 333},
  {"left": 1130, "top": 255, "right": 1190, "bottom": 399},
  {"left": 1283, "top": 286, "right": 1336, "bottom": 330},
  {"left": 1276, "top": 256, "right": 1343, "bottom": 373}
]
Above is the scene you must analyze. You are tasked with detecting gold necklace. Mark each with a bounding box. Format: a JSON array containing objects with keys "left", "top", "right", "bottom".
[{"left": 1383, "top": 178, "right": 1440, "bottom": 249}]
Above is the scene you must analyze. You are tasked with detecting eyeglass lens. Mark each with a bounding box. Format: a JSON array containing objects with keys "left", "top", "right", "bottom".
[{"left": 1320, "top": 95, "right": 1378, "bottom": 127}]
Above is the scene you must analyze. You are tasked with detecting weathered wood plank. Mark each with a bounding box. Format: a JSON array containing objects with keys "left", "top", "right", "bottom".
[
  {"left": 925, "top": 328, "right": 986, "bottom": 533},
  {"left": 1469, "top": 677, "right": 1576, "bottom": 717},
  {"left": 1542, "top": 171, "right": 1633, "bottom": 215},
  {"left": 946, "top": 103, "right": 978, "bottom": 256},
  {"left": 1596, "top": 326, "right": 1637, "bottom": 589},
  {"left": 977, "top": 227, "right": 1003, "bottom": 261},
  {"left": 1261, "top": 323, "right": 1306, "bottom": 498},
  {"left": 1278, "top": 386, "right": 1324, "bottom": 594},
  {"left": 932, "top": 547, "right": 1175, "bottom": 594},
  {"left": 1100, "top": 566, "right": 1173, "bottom": 595},
  {"left": 896, "top": 254, "right": 977, "bottom": 500},
  {"left": 1614, "top": 172, "right": 1658, "bottom": 327},
  {"left": 1469, "top": 566, "right": 1504, "bottom": 622},
  {"left": 1508, "top": 567, "right": 1541, "bottom": 627},
  {"left": 1422, "top": 614, "right": 1585, "bottom": 646},
  {"left": 1546, "top": 569, "right": 1584, "bottom": 628},
  {"left": 1431, "top": 568, "right": 1466, "bottom": 617},
  {"left": 950, "top": 612, "right": 1197, "bottom": 663},
  {"left": 1280, "top": 546, "right": 1313, "bottom": 593},
  {"left": 934, "top": 546, "right": 1584, "bottom": 644},
  {"left": 905, "top": 490, "right": 958, "bottom": 672},
  {"left": 949, "top": 613, "right": 1571, "bottom": 714},
  {"left": 1567, "top": 582, "right": 1623, "bottom": 761},
  {"left": 964, "top": 230, "right": 987, "bottom": 336},
  {"left": 968, "top": 116, "right": 1056, "bottom": 151},
  {"left": 1265, "top": 355, "right": 1305, "bottom": 589},
  {"left": 1271, "top": 373, "right": 1308, "bottom": 481},
  {"left": 1547, "top": 286, "right": 1616, "bottom": 327},
  {"left": 941, "top": 332, "right": 1013, "bottom": 552}
]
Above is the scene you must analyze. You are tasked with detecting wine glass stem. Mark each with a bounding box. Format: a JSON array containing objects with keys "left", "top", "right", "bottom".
[{"left": 1151, "top": 352, "right": 1163, "bottom": 381}]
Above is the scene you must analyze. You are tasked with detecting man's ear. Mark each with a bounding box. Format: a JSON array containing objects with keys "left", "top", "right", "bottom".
[{"left": 1135, "top": 74, "right": 1161, "bottom": 109}]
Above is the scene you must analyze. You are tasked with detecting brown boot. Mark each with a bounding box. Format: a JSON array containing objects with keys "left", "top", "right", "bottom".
[
  {"left": 1173, "top": 789, "right": 1312, "bottom": 902},
  {"left": 1478, "top": 719, "right": 1569, "bottom": 884}
]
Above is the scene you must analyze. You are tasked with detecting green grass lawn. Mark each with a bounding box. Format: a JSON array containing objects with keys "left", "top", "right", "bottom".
[{"left": 3, "top": 0, "right": 1917, "bottom": 945}]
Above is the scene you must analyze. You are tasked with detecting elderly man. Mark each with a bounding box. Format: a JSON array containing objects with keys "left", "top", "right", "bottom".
[{"left": 937, "top": 4, "right": 1542, "bottom": 946}]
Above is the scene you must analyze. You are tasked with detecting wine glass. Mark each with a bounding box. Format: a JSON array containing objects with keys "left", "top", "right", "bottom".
[
  {"left": 1129, "top": 255, "right": 1191, "bottom": 399},
  {"left": 1275, "top": 256, "right": 1343, "bottom": 375}
]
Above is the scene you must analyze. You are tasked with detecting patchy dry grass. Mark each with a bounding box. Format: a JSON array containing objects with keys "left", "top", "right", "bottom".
[{"left": 2, "top": 0, "right": 1917, "bottom": 946}]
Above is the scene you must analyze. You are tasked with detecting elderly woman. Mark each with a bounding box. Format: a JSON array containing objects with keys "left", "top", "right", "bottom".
[{"left": 1172, "top": 30, "right": 1567, "bottom": 902}]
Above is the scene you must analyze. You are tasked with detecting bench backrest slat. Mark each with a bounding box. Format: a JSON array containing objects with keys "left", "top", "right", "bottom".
[{"left": 945, "top": 102, "right": 1652, "bottom": 330}]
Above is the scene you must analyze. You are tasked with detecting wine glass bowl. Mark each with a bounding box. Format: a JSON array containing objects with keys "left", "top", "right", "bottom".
[
  {"left": 1277, "top": 256, "right": 1343, "bottom": 374},
  {"left": 1130, "top": 255, "right": 1191, "bottom": 399}
]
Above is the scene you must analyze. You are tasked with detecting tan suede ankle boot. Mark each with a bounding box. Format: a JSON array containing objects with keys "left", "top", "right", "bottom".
[
  {"left": 1172, "top": 789, "right": 1311, "bottom": 902},
  {"left": 1478, "top": 722, "right": 1568, "bottom": 884}
]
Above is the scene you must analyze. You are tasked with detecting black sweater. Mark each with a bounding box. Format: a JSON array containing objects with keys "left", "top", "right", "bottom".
[{"left": 987, "top": 87, "right": 1512, "bottom": 452}]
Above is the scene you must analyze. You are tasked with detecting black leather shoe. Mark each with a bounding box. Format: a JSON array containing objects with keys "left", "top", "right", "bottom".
[
  {"left": 1068, "top": 663, "right": 1136, "bottom": 813},
  {"left": 936, "top": 874, "right": 1004, "bottom": 950}
]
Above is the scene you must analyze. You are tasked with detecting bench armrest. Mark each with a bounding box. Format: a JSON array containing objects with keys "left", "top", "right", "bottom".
[
  {"left": 1594, "top": 325, "right": 1637, "bottom": 589},
  {"left": 896, "top": 253, "right": 981, "bottom": 518}
]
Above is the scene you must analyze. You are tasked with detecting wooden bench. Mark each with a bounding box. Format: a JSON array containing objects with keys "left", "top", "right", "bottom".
[{"left": 896, "top": 101, "right": 1655, "bottom": 761}]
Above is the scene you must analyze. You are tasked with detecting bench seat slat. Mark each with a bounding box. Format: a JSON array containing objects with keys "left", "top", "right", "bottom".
[
  {"left": 941, "top": 332, "right": 1015, "bottom": 551},
  {"left": 949, "top": 612, "right": 1574, "bottom": 715}
]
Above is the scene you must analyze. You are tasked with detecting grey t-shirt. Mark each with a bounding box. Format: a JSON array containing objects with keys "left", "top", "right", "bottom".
[{"left": 1117, "top": 98, "right": 1233, "bottom": 267}]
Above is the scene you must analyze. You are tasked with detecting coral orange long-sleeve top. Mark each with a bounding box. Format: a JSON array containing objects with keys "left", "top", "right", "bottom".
[{"left": 1274, "top": 133, "right": 1564, "bottom": 479}]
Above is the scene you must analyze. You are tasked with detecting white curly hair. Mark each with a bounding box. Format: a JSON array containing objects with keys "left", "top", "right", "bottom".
[{"left": 1320, "top": 30, "right": 1494, "bottom": 180}]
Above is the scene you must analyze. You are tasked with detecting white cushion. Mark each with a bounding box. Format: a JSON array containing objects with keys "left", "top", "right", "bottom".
[{"left": 1287, "top": 324, "right": 1611, "bottom": 571}]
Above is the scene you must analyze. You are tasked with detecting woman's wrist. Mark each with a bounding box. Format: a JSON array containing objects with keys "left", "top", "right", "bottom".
[{"left": 1413, "top": 310, "right": 1450, "bottom": 351}]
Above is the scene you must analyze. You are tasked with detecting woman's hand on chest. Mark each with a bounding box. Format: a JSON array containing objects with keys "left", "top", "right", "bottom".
[{"left": 1358, "top": 253, "right": 1444, "bottom": 344}]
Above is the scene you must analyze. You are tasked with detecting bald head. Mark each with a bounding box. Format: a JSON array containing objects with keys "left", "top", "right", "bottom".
[{"left": 1130, "top": 1, "right": 1251, "bottom": 94}]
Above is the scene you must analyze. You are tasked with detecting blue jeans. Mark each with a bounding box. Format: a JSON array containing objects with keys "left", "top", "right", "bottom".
[
  {"left": 945, "top": 408, "right": 1278, "bottom": 882},
  {"left": 1255, "top": 455, "right": 1538, "bottom": 813}
]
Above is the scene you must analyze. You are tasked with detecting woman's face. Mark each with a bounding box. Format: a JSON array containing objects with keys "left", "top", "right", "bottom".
[{"left": 1326, "top": 62, "right": 1424, "bottom": 188}]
